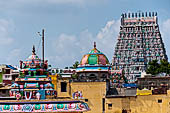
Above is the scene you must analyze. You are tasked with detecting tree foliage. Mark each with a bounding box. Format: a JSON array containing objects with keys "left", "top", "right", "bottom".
[
  {"left": 146, "top": 59, "right": 170, "bottom": 75},
  {"left": 73, "top": 61, "right": 79, "bottom": 69}
]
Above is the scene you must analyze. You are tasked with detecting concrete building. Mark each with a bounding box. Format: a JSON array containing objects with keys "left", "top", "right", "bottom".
[
  {"left": 2, "top": 65, "right": 19, "bottom": 85},
  {"left": 0, "top": 64, "right": 6, "bottom": 85}
]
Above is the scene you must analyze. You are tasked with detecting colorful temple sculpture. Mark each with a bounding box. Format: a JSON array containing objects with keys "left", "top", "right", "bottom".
[
  {"left": 113, "top": 12, "right": 167, "bottom": 82},
  {"left": 0, "top": 101, "right": 89, "bottom": 113},
  {"left": 6, "top": 45, "right": 90, "bottom": 113},
  {"left": 109, "top": 66, "right": 128, "bottom": 88},
  {"left": 10, "top": 46, "right": 54, "bottom": 100},
  {"left": 76, "top": 42, "right": 110, "bottom": 82}
]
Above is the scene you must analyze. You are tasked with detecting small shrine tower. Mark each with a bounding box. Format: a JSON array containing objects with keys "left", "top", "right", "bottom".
[
  {"left": 10, "top": 46, "right": 54, "bottom": 100},
  {"left": 76, "top": 42, "right": 110, "bottom": 82}
]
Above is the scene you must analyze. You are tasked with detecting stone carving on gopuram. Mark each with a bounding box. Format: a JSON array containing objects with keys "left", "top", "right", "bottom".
[{"left": 113, "top": 12, "right": 167, "bottom": 83}]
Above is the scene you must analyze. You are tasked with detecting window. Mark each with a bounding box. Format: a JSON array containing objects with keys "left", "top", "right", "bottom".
[
  {"left": 85, "top": 99, "right": 88, "bottom": 102},
  {"left": 5, "top": 75, "right": 10, "bottom": 78},
  {"left": 2, "top": 90, "right": 6, "bottom": 94},
  {"left": 101, "top": 74, "right": 106, "bottom": 78},
  {"left": 136, "top": 67, "right": 139, "bottom": 71},
  {"left": 108, "top": 104, "right": 112, "bottom": 110},
  {"left": 36, "top": 71, "right": 40, "bottom": 75},
  {"left": 31, "top": 71, "right": 34, "bottom": 76},
  {"left": 80, "top": 74, "right": 85, "bottom": 79},
  {"left": 89, "top": 74, "right": 97, "bottom": 79},
  {"left": 122, "top": 109, "right": 127, "bottom": 113},
  {"left": 6, "top": 69, "right": 10, "bottom": 74},
  {"left": 61, "top": 82, "right": 67, "bottom": 92},
  {"left": 158, "top": 99, "right": 162, "bottom": 103},
  {"left": 25, "top": 71, "right": 28, "bottom": 75}
]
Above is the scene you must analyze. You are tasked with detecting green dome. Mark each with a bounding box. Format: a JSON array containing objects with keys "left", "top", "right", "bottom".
[{"left": 80, "top": 42, "right": 109, "bottom": 66}]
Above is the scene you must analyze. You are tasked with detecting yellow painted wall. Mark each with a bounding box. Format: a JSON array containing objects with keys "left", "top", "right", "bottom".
[
  {"left": 105, "top": 93, "right": 170, "bottom": 113},
  {"left": 54, "top": 80, "right": 170, "bottom": 113},
  {"left": 57, "top": 79, "right": 71, "bottom": 97},
  {"left": 49, "top": 74, "right": 57, "bottom": 90},
  {"left": 70, "top": 82, "right": 106, "bottom": 113}
]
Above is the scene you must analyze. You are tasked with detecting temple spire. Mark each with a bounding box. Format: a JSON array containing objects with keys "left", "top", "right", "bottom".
[
  {"left": 32, "top": 45, "right": 36, "bottom": 55},
  {"left": 94, "top": 42, "right": 96, "bottom": 48}
]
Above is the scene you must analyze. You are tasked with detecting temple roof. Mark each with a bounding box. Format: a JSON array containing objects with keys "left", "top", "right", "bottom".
[
  {"left": 25, "top": 45, "right": 41, "bottom": 62},
  {"left": 22, "top": 45, "right": 43, "bottom": 69},
  {"left": 77, "top": 42, "right": 110, "bottom": 72},
  {"left": 79, "top": 42, "right": 110, "bottom": 66}
]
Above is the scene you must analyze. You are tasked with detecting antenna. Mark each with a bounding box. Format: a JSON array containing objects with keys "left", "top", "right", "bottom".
[
  {"left": 42, "top": 29, "right": 45, "bottom": 70},
  {"left": 37, "top": 29, "right": 45, "bottom": 70}
]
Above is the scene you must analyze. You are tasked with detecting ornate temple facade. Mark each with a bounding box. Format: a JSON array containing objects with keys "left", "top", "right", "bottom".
[
  {"left": 113, "top": 12, "right": 167, "bottom": 82},
  {"left": 4, "top": 46, "right": 90, "bottom": 113},
  {"left": 10, "top": 46, "right": 54, "bottom": 100}
]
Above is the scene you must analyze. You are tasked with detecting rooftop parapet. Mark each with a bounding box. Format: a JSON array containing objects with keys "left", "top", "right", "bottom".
[{"left": 121, "top": 12, "right": 158, "bottom": 26}]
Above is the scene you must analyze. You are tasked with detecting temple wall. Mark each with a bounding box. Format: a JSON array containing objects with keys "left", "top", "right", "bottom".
[
  {"left": 57, "top": 80, "right": 70, "bottom": 97},
  {"left": 70, "top": 82, "right": 106, "bottom": 113}
]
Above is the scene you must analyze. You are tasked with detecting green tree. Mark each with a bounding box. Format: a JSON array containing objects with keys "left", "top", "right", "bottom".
[
  {"left": 159, "top": 59, "right": 169, "bottom": 74},
  {"left": 146, "top": 60, "right": 160, "bottom": 75},
  {"left": 64, "top": 67, "right": 69, "bottom": 69},
  {"left": 73, "top": 61, "right": 79, "bottom": 69}
]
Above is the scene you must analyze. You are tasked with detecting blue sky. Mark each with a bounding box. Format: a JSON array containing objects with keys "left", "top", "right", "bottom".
[{"left": 0, "top": 0, "right": 170, "bottom": 68}]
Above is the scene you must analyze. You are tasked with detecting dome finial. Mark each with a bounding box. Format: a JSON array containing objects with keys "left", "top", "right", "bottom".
[
  {"left": 94, "top": 42, "right": 96, "bottom": 48},
  {"left": 32, "top": 45, "right": 36, "bottom": 55}
]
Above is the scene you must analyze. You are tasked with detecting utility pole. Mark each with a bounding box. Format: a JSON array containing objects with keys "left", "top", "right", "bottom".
[{"left": 42, "top": 29, "right": 45, "bottom": 70}]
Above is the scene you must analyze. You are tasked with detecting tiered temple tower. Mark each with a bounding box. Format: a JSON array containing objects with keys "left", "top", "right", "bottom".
[
  {"left": 113, "top": 12, "right": 167, "bottom": 82},
  {"left": 10, "top": 46, "right": 55, "bottom": 100}
]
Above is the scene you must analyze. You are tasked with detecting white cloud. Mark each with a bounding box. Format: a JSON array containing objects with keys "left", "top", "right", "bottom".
[
  {"left": 0, "top": 19, "right": 14, "bottom": 45},
  {"left": 49, "top": 31, "right": 93, "bottom": 67},
  {"left": 161, "top": 19, "right": 170, "bottom": 39},
  {"left": 49, "top": 19, "right": 120, "bottom": 68},
  {"left": 96, "top": 19, "right": 120, "bottom": 60},
  {"left": 160, "top": 19, "right": 170, "bottom": 61}
]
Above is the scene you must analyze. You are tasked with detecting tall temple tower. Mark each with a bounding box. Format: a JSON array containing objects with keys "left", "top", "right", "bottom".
[{"left": 113, "top": 12, "right": 168, "bottom": 82}]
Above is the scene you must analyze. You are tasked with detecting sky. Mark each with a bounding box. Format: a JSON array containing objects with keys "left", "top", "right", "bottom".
[{"left": 0, "top": 0, "right": 170, "bottom": 68}]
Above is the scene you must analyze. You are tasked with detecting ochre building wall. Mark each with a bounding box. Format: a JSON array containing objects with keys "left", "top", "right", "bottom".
[
  {"left": 57, "top": 79, "right": 70, "bottom": 97},
  {"left": 70, "top": 82, "right": 106, "bottom": 113},
  {"left": 55, "top": 80, "right": 170, "bottom": 113},
  {"left": 106, "top": 91, "right": 170, "bottom": 113}
]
